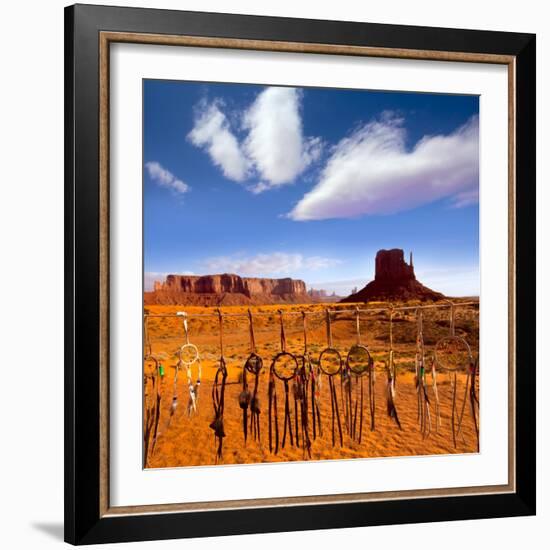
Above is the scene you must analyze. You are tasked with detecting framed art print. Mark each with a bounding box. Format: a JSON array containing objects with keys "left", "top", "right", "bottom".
[{"left": 65, "top": 4, "right": 536, "bottom": 545}]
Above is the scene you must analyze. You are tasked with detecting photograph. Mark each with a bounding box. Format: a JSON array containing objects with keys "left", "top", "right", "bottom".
[{"left": 142, "top": 80, "right": 481, "bottom": 468}]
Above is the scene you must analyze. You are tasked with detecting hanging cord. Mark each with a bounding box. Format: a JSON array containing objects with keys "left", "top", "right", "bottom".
[
  {"left": 345, "top": 308, "right": 373, "bottom": 442},
  {"left": 281, "top": 311, "right": 295, "bottom": 449},
  {"left": 454, "top": 319, "right": 472, "bottom": 440},
  {"left": 385, "top": 305, "right": 401, "bottom": 429},
  {"left": 319, "top": 309, "right": 343, "bottom": 447},
  {"left": 142, "top": 316, "right": 164, "bottom": 463},
  {"left": 268, "top": 310, "right": 299, "bottom": 454},
  {"left": 304, "top": 312, "right": 322, "bottom": 441},
  {"left": 430, "top": 355, "right": 442, "bottom": 432},
  {"left": 342, "top": 368, "right": 351, "bottom": 437},
  {"left": 209, "top": 309, "right": 228, "bottom": 462},
  {"left": 296, "top": 312, "right": 312, "bottom": 458},
  {"left": 352, "top": 308, "right": 363, "bottom": 441},
  {"left": 144, "top": 314, "right": 152, "bottom": 358},
  {"left": 239, "top": 354, "right": 250, "bottom": 442},
  {"left": 415, "top": 309, "right": 432, "bottom": 438},
  {"left": 148, "top": 319, "right": 163, "bottom": 456},
  {"left": 455, "top": 355, "right": 479, "bottom": 450},
  {"left": 280, "top": 310, "right": 287, "bottom": 351},
  {"left": 238, "top": 311, "right": 252, "bottom": 443},
  {"left": 434, "top": 302, "right": 475, "bottom": 448},
  {"left": 292, "top": 366, "right": 301, "bottom": 449},
  {"left": 143, "top": 359, "right": 154, "bottom": 466},
  {"left": 340, "top": 341, "right": 351, "bottom": 437},
  {"left": 427, "top": 304, "right": 443, "bottom": 432},
  {"left": 366, "top": 313, "right": 376, "bottom": 432},
  {"left": 165, "top": 315, "right": 188, "bottom": 429},
  {"left": 268, "top": 364, "right": 278, "bottom": 454},
  {"left": 458, "top": 355, "right": 479, "bottom": 451},
  {"left": 247, "top": 310, "right": 263, "bottom": 443},
  {"left": 336, "top": 314, "right": 351, "bottom": 437},
  {"left": 453, "top": 304, "right": 469, "bottom": 445},
  {"left": 450, "top": 302, "right": 465, "bottom": 446},
  {"left": 448, "top": 303, "right": 458, "bottom": 446},
  {"left": 240, "top": 309, "right": 263, "bottom": 444},
  {"left": 415, "top": 310, "right": 421, "bottom": 421},
  {"left": 143, "top": 355, "right": 162, "bottom": 467},
  {"left": 176, "top": 312, "right": 201, "bottom": 417}
]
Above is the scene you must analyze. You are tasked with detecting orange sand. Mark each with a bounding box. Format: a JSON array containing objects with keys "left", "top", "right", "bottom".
[{"left": 144, "top": 302, "right": 479, "bottom": 468}]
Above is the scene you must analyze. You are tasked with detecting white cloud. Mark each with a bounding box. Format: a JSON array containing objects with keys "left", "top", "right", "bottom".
[
  {"left": 187, "top": 100, "right": 250, "bottom": 181},
  {"left": 451, "top": 187, "right": 479, "bottom": 208},
  {"left": 145, "top": 161, "right": 189, "bottom": 195},
  {"left": 242, "top": 88, "right": 323, "bottom": 188},
  {"left": 203, "top": 252, "right": 340, "bottom": 276},
  {"left": 247, "top": 182, "right": 271, "bottom": 195},
  {"left": 288, "top": 115, "right": 479, "bottom": 221},
  {"left": 188, "top": 88, "right": 322, "bottom": 191}
]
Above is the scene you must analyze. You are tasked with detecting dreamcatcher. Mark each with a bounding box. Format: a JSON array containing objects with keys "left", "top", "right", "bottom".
[
  {"left": 434, "top": 303, "right": 479, "bottom": 449},
  {"left": 175, "top": 311, "right": 202, "bottom": 417},
  {"left": 268, "top": 310, "right": 299, "bottom": 454},
  {"left": 209, "top": 309, "right": 228, "bottom": 462},
  {"left": 319, "top": 309, "right": 343, "bottom": 447},
  {"left": 239, "top": 309, "right": 263, "bottom": 443},
  {"left": 294, "top": 311, "right": 313, "bottom": 458},
  {"left": 345, "top": 307, "right": 375, "bottom": 442},
  {"left": 143, "top": 316, "right": 164, "bottom": 466}
]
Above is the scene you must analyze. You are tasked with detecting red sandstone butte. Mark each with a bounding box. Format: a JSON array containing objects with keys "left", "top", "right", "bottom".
[
  {"left": 144, "top": 273, "right": 312, "bottom": 306},
  {"left": 340, "top": 249, "right": 445, "bottom": 303}
]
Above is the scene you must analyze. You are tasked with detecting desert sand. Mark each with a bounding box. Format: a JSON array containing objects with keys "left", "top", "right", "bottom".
[{"left": 143, "top": 301, "right": 479, "bottom": 468}]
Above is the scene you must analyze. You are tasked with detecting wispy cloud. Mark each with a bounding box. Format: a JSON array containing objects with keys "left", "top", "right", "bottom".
[
  {"left": 451, "top": 187, "right": 479, "bottom": 208},
  {"left": 188, "top": 87, "right": 322, "bottom": 192},
  {"left": 187, "top": 99, "right": 250, "bottom": 181},
  {"left": 247, "top": 181, "right": 271, "bottom": 195},
  {"left": 288, "top": 115, "right": 479, "bottom": 221},
  {"left": 145, "top": 161, "right": 190, "bottom": 195},
  {"left": 203, "top": 252, "right": 340, "bottom": 277}
]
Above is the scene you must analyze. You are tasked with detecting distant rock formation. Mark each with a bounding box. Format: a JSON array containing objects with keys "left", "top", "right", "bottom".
[
  {"left": 307, "top": 288, "right": 341, "bottom": 303},
  {"left": 340, "top": 249, "right": 445, "bottom": 303},
  {"left": 144, "top": 273, "right": 312, "bottom": 306}
]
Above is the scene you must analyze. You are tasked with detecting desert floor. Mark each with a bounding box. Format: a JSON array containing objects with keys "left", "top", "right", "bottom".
[{"left": 143, "top": 301, "right": 479, "bottom": 468}]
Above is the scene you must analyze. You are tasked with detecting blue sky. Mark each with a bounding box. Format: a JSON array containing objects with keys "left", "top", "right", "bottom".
[{"left": 144, "top": 80, "right": 479, "bottom": 297}]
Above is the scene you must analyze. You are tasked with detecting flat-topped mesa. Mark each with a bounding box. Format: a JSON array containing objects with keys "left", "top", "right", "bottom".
[
  {"left": 162, "top": 274, "right": 306, "bottom": 296},
  {"left": 341, "top": 248, "right": 445, "bottom": 303},
  {"left": 145, "top": 273, "right": 310, "bottom": 306}
]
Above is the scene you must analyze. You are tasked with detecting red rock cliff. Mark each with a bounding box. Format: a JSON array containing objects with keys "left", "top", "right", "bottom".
[
  {"left": 375, "top": 249, "right": 416, "bottom": 282},
  {"left": 145, "top": 274, "right": 310, "bottom": 306},
  {"left": 341, "top": 249, "right": 444, "bottom": 303}
]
